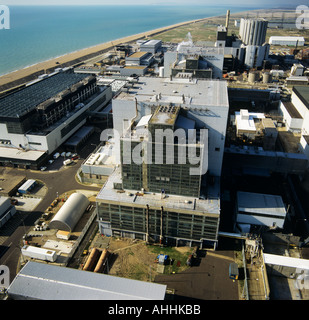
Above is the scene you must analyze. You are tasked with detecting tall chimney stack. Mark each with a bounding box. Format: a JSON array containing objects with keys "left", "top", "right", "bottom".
[{"left": 225, "top": 9, "right": 230, "bottom": 32}]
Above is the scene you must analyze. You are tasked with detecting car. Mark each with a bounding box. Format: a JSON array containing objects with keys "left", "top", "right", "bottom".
[
  {"left": 48, "top": 159, "right": 54, "bottom": 164},
  {"left": 53, "top": 152, "right": 60, "bottom": 159},
  {"left": 40, "top": 166, "right": 47, "bottom": 171},
  {"left": 61, "top": 152, "right": 66, "bottom": 157},
  {"left": 66, "top": 152, "right": 72, "bottom": 157},
  {"left": 71, "top": 155, "right": 79, "bottom": 160}
]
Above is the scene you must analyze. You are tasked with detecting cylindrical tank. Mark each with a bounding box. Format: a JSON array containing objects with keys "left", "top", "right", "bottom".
[
  {"left": 262, "top": 72, "right": 272, "bottom": 84},
  {"left": 248, "top": 71, "right": 258, "bottom": 83},
  {"left": 159, "top": 66, "right": 164, "bottom": 77},
  {"left": 83, "top": 248, "right": 100, "bottom": 271},
  {"left": 94, "top": 249, "right": 109, "bottom": 273}
]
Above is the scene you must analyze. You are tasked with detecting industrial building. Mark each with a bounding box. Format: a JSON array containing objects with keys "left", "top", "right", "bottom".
[
  {"left": 0, "top": 196, "right": 17, "bottom": 228},
  {"left": 269, "top": 36, "right": 305, "bottom": 46},
  {"left": 49, "top": 192, "right": 90, "bottom": 232},
  {"left": 80, "top": 139, "right": 116, "bottom": 184},
  {"left": 0, "top": 68, "right": 112, "bottom": 169},
  {"left": 239, "top": 18, "right": 268, "bottom": 46},
  {"left": 279, "top": 86, "right": 309, "bottom": 165},
  {"left": 236, "top": 191, "right": 287, "bottom": 231},
  {"left": 96, "top": 77, "right": 229, "bottom": 249},
  {"left": 163, "top": 45, "right": 224, "bottom": 79},
  {"left": 7, "top": 261, "right": 167, "bottom": 300}
]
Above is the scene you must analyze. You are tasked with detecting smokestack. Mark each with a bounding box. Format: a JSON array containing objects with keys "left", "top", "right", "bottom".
[{"left": 225, "top": 9, "right": 230, "bottom": 32}]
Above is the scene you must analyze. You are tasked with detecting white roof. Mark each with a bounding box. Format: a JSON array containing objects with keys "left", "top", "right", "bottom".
[
  {"left": 116, "top": 77, "right": 229, "bottom": 109},
  {"left": 237, "top": 191, "right": 286, "bottom": 217},
  {"left": 264, "top": 253, "right": 309, "bottom": 270},
  {"left": 18, "top": 179, "right": 36, "bottom": 191},
  {"left": 269, "top": 36, "right": 305, "bottom": 41},
  {"left": 136, "top": 114, "right": 152, "bottom": 128},
  {"left": 49, "top": 192, "right": 90, "bottom": 232},
  {"left": 0, "top": 147, "right": 45, "bottom": 161},
  {"left": 7, "top": 261, "right": 166, "bottom": 300}
]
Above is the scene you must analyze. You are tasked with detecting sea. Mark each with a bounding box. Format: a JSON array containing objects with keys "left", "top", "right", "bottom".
[{"left": 0, "top": 5, "right": 260, "bottom": 76}]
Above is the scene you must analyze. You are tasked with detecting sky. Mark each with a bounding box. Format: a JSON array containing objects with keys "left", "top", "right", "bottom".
[{"left": 2, "top": 0, "right": 300, "bottom": 8}]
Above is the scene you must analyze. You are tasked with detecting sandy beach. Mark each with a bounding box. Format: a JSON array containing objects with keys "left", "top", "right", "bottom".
[{"left": 0, "top": 16, "right": 211, "bottom": 92}]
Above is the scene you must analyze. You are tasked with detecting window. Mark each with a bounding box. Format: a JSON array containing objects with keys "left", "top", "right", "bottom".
[{"left": 215, "top": 147, "right": 220, "bottom": 152}]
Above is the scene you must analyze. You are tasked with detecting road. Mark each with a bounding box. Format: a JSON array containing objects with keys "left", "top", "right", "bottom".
[{"left": 0, "top": 141, "right": 101, "bottom": 281}]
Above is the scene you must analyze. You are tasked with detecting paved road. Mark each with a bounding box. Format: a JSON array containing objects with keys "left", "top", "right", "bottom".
[
  {"left": 0, "top": 149, "right": 101, "bottom": 281},
  {"left": 155, "top": 249, "right": 239, "bottom": 300}
]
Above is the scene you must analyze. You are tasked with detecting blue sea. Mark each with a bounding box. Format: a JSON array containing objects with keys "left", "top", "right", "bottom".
[{"left": 0, "top": 5, "right": 259, "bottom": 76}]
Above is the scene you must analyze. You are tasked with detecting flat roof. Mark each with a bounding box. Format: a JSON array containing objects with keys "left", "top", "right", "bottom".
[
  {"left": 124, "top": 66, "right": 147, "bottom": 70},
  {"left": 116, "top": 77, "right": 229, "bottom": 108},
  {"left": 128, "top": 51, "right": 148, "bottom": 58},
  {"left": 64, "top": 126, "right": 94, "bottom": 147},
  {"left": 97, "top": 167, "right": 220, "bottom": 216},
  {"left": 293, "top": 86, "right": 309, "bottom": 110},
  {"left": 237, "top": 191, "right": 286, "bottom": 217},
  {"left": 282, "top": 101, "right": 302, "bottom": 119},
  {"left": 0, "top": 147, "right": 46, "bottom": 162},
  {"left": 269, "top": 36, "right": 305, "bottom": 41},
  {"left": 264, "top": 253, "right": 309, "bottom": 270},
  {"left": 7, "top": 261, "right": 166, "bottom": 300},
  {"left": 141, "top": 40, "right": 161, "bottom": 46},
  {"left": 0, "top": 71, "right": 89, "bottom": 119}
]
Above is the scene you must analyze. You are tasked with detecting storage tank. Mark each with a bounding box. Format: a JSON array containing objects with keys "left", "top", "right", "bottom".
[
  {"left": 248, "top": 71, "right": 258, "bottom": 83},
  {"left": 83, "top": 248, "right": 100, "bottom": 271},
  {"left": 159, "top": 66, "right": 164, "bottom": 77},
  {"left": 94, "top": 249, "right": 109, "bottom": 273},
  {"left": 262, "top": 72, "right": 272, "bottom": 84}
]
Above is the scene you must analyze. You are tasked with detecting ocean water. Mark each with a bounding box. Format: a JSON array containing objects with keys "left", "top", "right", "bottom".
[{"left": 0, "top": 5, "right": 257, "bottom": 76}]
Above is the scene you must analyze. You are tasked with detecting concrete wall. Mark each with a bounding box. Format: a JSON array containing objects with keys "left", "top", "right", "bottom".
[{"left": 279, "top": 101, "right": 303, "bottom": 132}]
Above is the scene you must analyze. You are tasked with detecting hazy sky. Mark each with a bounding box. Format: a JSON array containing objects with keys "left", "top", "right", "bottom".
[{"left": 2, "top": 0, "right": 301, "bottom": 8}]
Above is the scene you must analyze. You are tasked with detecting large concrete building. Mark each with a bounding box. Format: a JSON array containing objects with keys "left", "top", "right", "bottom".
[
  {"left": 239, "top": 18, "right": 268, "bottom": 46},
  {"left": 96, "top": 77, "right": 229, "bottom": 248},
  {"left": 0, "top": 68, "right": 112, "bottom": 169}
]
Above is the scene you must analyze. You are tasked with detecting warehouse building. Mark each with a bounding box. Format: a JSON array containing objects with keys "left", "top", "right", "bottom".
[
  {"left": 269, "top": 36, "right": 305, "bottom": 46},
  {"left": 7, "top": 261, "right": 167, "bottom": 300},
  {"left": 0, "top": 68, "right": 112, "bottom": 169},
  {"left": 97, "top": 77, "right": 229, "bottom": 249},
  {"left": 49, "top": 192, "right": 90, "bottom": 232}
]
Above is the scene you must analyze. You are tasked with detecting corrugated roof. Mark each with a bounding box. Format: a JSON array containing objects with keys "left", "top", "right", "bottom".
[{"left": 7, "top": 261, "right": 166, "bottom": 300}]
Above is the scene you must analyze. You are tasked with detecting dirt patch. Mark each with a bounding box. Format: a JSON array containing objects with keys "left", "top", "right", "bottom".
[{"left": 108, "top": 238, "right": 158, "bottom": 282}]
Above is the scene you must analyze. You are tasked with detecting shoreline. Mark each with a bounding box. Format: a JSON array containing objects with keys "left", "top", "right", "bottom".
[{"left": 0, "top": 8, "right": 265, "bottom": 92}]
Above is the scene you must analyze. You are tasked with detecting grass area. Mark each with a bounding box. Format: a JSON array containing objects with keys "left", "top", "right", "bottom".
[
  {"left": 149, "top": 8, "right": 309, "bottom": 45},
  {"left": 149, "top": 245, "right": 192, "bottom": 274}
]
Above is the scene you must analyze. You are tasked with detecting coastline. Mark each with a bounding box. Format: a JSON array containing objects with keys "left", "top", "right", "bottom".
[{"left": 0, "top": 8, "right": 263, "bottom": 92}]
